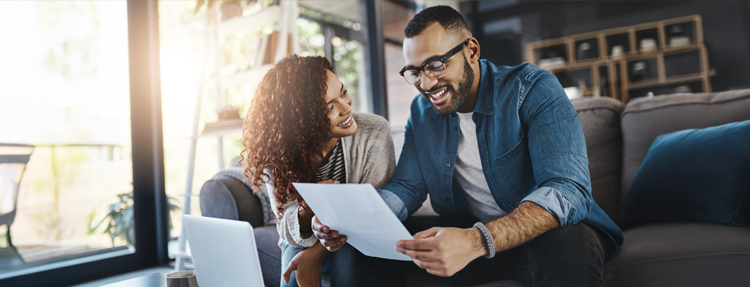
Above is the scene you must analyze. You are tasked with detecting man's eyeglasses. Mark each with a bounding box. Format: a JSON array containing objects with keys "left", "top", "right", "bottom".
[{"left": 399, "top": 39, "right": 470, "bottom": 85}]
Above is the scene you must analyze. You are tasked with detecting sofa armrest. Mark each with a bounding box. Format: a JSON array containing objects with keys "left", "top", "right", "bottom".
[{"left": 199, "top": 174, "right": 264, "bottom": 227}]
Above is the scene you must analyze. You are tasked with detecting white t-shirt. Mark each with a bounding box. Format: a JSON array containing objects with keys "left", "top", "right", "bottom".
[{"left": 453, "top": 112, "right": 507, "bottom": 223}]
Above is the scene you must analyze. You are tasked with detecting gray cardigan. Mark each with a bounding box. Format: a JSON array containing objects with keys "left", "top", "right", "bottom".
[{"left": 261, "top": 112, "right": 396, "bottom": 248}]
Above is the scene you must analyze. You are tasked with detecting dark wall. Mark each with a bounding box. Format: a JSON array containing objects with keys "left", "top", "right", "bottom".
[{"left": 466, "top": 1, "right": 750, "bottom": 92}]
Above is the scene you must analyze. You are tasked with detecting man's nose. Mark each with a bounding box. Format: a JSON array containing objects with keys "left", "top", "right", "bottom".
[{"left": 419, "top": 71, "right": 438, "bottom": 91}]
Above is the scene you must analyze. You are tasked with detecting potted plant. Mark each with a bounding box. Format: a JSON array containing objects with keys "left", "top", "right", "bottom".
[{"left": 87, "top": 192, "right": 181, "bottom": 248}]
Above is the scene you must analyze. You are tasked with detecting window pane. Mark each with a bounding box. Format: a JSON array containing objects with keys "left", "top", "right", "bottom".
[
  {"left": 0, "top": 0, "right": 132, "bottom": 277},
  {"left": 297, "top": 18, "right": 325, "bottom": 57},
  {"left": 334, "top": 38, "right": 369, "bottom": 113}
]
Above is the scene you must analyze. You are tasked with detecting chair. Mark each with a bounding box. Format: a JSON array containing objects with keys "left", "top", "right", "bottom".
[{"left": 0, "top": 144, "right": 34, "bottom": 251}]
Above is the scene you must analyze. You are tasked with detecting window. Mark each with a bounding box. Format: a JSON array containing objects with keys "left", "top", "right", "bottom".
[{"left": 0, "top": 1, "right": 165, "bottom": 285}]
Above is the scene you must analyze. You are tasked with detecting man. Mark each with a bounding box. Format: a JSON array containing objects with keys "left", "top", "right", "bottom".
[{"left": 313, "top": 5, "right": 623, "bottom": 286}]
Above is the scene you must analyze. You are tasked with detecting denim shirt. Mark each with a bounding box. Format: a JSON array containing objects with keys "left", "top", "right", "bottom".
[{"left": 380, "top": 60, "right": 623, "bottom": 254}]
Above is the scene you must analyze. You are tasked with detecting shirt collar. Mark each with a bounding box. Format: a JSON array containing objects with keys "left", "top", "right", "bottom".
[{"left": 472, "top": 59, "right": 494, "bottom": 115}]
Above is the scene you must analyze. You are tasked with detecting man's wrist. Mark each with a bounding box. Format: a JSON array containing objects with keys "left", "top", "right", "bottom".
[
  {"left": 468, "top": 227, "right": 489, "bottom": 259},
  {"left": 473, "top": 222, "right": 496, "bottom": 258}
]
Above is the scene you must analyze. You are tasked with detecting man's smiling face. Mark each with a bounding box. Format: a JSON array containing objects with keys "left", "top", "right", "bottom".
[{"left": 403, "top": 22, "right": 474, "bottom": 116}]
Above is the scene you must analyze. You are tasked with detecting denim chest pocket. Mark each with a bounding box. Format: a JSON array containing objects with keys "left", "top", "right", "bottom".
[{"left": 492, "top": 136, "right": 536, "bottom": 202}]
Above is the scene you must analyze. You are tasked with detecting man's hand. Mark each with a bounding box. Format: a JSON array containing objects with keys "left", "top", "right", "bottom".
[
  {"left": 396, "top": 227, "right": 485, "bottom": 277},
  {"left": 282, "top": 243, "right": 329, "bottom": 287},
  {"left": 311, "top": 215, "right": 347, "bottom": 252}
]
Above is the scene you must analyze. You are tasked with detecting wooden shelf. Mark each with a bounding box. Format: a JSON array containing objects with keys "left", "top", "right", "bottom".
[
  {"left": 526, "top": 15, "right": 711, "bottom": 103},
  {"left": 214, "top": 5, "right": 281, "bottom": 37},
  {"left": 200, "top": 119, "right": 244, "bottom": 137},
  {"left": 628, "top": 73, "right": 703, "bottom": 90},
  {"left": 627, "top": 69, "right": 716, "bottom": 90}
]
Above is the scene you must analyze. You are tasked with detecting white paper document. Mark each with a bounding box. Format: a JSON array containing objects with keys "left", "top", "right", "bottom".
[{"left": 292, "top": 183, "right": 413, "bottom": 261}]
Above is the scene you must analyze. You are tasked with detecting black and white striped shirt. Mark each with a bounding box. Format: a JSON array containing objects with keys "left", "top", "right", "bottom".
[{"left": 315, "top": 140, "right": 346, "bottom": 183}]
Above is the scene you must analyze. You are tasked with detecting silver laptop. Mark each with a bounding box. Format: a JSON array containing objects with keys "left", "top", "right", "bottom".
[{"left": 183, "top": 214, "right": 265, "bottom": 287}]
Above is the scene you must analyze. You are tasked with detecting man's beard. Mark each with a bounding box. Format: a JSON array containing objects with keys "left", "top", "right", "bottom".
[{"left": 432, "top": 55, "right": 474, "bottom": 116}]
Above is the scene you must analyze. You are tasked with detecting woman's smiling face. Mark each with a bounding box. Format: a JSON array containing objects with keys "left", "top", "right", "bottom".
[{"left": 324, "top": 70, "right": 357, "bottom": 137}]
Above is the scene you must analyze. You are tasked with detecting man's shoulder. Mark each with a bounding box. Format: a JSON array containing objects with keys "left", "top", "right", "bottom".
[
  {"left": 483, "top": 60, "right": 549, "bottom": 86},
  {"left": 483, "top": 61, "right": 560, "bottom": 111}
]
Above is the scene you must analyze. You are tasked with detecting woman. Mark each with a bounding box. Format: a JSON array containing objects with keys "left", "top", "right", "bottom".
[{"left": 241, "top": 55, "right": 395, "bottom": 287}]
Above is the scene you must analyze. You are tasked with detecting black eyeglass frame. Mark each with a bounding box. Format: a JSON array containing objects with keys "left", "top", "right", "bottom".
[{"left": 399, "top": 39, "right": 470, "bottom": 84}]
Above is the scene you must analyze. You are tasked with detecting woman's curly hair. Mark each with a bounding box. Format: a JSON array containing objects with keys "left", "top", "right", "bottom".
[{"left": 240, "top": 55, "right": 334, "bottom": 219}]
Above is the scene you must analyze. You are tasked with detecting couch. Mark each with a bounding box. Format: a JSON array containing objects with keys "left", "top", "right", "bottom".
[{"left": 200, "top": 89, "right": 750, "bottom": 287}]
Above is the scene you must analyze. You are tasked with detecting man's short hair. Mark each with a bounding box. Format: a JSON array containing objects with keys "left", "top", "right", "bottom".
[{"left": 404, "top": 5, "right": 470, "bottom": 38}]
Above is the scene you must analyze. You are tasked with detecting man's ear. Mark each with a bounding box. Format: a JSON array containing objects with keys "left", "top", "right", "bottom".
[{"left": 466, "top": 38, "right": 480, "bottom": 64}]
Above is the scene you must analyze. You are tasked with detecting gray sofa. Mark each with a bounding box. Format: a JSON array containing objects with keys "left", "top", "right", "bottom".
[{"left": 200, "top": 89, "right": 750, "bottom": 287}]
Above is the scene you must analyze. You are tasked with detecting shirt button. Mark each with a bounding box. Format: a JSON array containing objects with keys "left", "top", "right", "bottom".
[
  {"left": 446, "top": 163, "right": 451, "bottom": 167},
  {"left": 453, "top": 127, "right": 457, "bottom": 131}
]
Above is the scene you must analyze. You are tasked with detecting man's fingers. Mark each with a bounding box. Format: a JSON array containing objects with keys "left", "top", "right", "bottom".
[
  {"left": 398, "top": 238, "right": 434, "bottom": 251},
  {"left": 317, "top": 179, "right": 340, "bottom": 184},
  {"left": 425, "top": 267, "right": 448, "bottom": 277},
  {"left": 399, "top": 248, "right": 437, "bottom": 262},
  {"left": 413, "top": 258, "right": 441, "bottom": 271},
  {"left": 413, "top": 227, "right": 440, "bottom": 240}
]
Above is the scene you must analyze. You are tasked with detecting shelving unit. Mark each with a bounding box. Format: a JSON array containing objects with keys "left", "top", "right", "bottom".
[
  {"left": 174, "top": 0, "right": 299, "bottom": 271},
  {"left": 526, "top": 15, "right": 713, "bottom": 103}
]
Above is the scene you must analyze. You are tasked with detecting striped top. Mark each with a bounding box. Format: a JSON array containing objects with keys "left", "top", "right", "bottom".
[{"left": 315, "top": 140, "right": 346, "bottom": 183}]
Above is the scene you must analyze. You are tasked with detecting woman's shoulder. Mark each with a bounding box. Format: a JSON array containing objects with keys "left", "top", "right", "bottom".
[{"left": 352, "top": 112, "right": 390, "bottom": 133}]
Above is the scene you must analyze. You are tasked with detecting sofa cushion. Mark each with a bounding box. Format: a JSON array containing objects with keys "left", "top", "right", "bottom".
[
  {"left": 620, "top": 89, "right": 750, "bottom": 208},
  {"left": 604, "top": 222, "right": 750, "bottom": 287},
  {"left": 572, "top": 97, "right": 625, "bottom": 223},
  {"left": 254, "top": 226, "right": 282, "bottom": 287},
  {"left": 199, "top": 174, "right": 264, "bottom": 227},
  {"left": 620, "top": 120, "right": 750, "bottom": 229}
]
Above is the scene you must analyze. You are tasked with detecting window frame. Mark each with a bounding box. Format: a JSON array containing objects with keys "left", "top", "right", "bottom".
[{"left": 0, "top": 1, "right": 169, "bottom": 285}]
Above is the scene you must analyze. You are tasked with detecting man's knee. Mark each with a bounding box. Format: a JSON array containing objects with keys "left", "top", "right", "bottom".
[
  {"left": 331, "top": 244, "right": 355, "bottom": 264},
  {"left": 526, "top": 222, "right": 604, "bottom": 261}
]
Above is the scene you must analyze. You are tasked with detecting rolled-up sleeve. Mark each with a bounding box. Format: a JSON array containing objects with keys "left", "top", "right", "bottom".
[
  {"left": 378, "top": 188, "right": 409, "bottom": 221},
  {"left": 521, "top": 187, "right": 573, "bottom": 225},
  {"left": 520, "top": 72, "right": 593, "bottom": 226}
]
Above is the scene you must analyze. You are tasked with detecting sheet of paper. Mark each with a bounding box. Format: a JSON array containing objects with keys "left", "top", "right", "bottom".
[{"left": 292, "top": 183, "right": 413, "bottom": 261}]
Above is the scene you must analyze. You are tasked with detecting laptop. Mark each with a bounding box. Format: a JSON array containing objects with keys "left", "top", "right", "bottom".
[{"left": 182, "top": 214, "right": 265, "bottom": 287}]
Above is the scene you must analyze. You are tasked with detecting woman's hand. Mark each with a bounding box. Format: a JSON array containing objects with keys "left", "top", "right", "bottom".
[
  {"left": 283, "top": 243, "right": 329, "bottom": 287},
  {"left": 298, "top": 180, "right": 340, "bottom": 233}
]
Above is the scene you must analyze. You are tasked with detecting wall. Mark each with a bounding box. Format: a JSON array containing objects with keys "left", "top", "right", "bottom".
[{"left": 466, "top": 1, "right": 750, "bottom": 92}]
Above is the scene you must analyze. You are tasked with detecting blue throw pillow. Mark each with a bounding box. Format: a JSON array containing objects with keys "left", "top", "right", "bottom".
[{"left": 620, "top": 119, "right": 750, "bottom": 229}]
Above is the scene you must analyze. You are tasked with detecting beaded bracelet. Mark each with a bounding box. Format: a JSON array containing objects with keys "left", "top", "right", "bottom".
[{"left": 473, "top": 222, "right": 495, "bottom": 259}]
